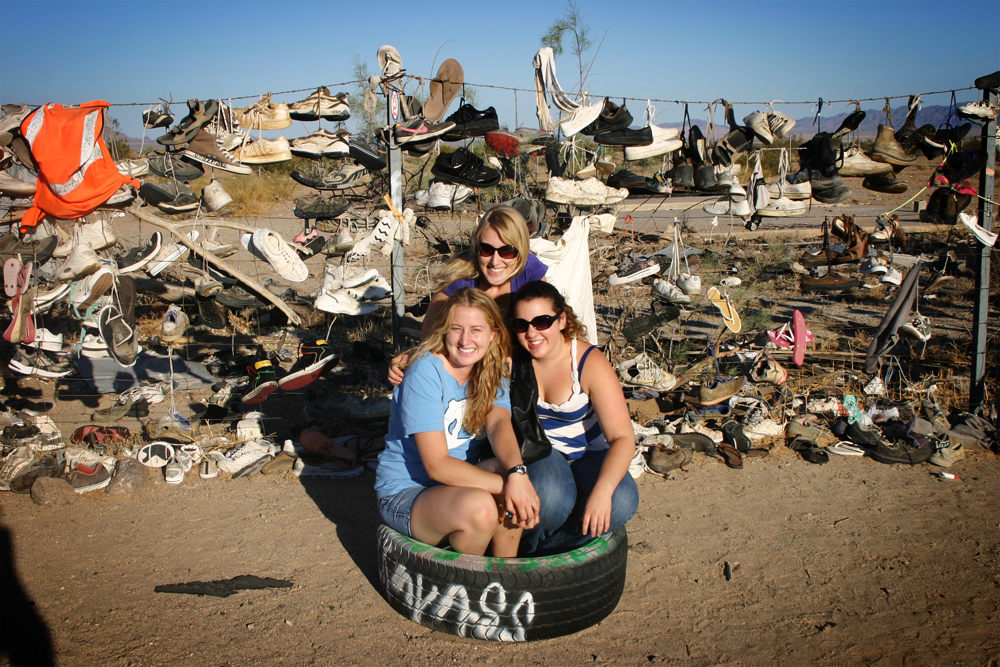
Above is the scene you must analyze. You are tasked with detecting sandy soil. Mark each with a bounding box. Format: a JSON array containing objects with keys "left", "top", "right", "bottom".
[{"left": 1, "top": 150, "right": 999, "bottom": 666}]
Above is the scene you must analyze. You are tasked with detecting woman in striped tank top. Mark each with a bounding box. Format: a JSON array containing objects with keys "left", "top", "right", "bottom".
[{"left": 512, "top": 281, "right": 638, "bottom": 555}]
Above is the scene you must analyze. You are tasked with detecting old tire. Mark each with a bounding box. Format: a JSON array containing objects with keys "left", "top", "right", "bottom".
[{"left": 377, "top": 524, "right": 628, "bottom": 642}]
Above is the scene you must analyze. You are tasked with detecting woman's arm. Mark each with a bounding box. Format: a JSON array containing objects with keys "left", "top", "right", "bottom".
[
  {"left": 414, "top": 430, "right": 505, "bottom": 495},
  {"left": 578, "top": 346, "right": 636, "bottom": 537},
  {"left": 485, "top": 407, "right": 540, "bottom": 529}
]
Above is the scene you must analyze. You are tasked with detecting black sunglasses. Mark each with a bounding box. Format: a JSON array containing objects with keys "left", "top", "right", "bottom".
[
  {"left": 476, "top": 242, "right": 519, "bottom": 259},
  {"left": 512, "top": 313, "right": 561, "bottom": 334}
]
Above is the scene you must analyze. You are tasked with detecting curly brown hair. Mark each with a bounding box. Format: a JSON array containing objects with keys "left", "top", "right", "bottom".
[
  {"left": 511, "top": 280, "right": 587, "bottom": 341},
  {"left": 406, "top": 288, "right": 512, "bottom": 436}
]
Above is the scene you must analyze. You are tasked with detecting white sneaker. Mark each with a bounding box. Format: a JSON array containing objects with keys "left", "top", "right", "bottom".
[
  {"left": 34, "top": 283, "right": 71, "bottom": 314},
  {"left": 676, "top": 273, "right": 702, "bottom": 295},
  {"left": 346, "top": 213, "right": 396, "bottom": 260},
  {"left": 838, "top": 146, "right": 892, "bottom": 177},
  {"left": 218, "top": 440, "right": 274, "bottom": 474},
  {"left": 80, "top": 333, "right": 110, "bottom": 358},
  {"left": 545, "top": 176, "right": 628, "bottom": 206},
  {"left": 315, "top": 289, "right": 379, "bottom": 315},
  {"left": 161, "top": 305, "right": 190, "bottom": 343},
  {"left": 624, "top": 124, "right": 683, "bottom": 161},
  {"left": 68, "top": 265, "right": 115, "bottom": 312},
  {"left": 54, "top": 242, "right": 101, "bottom": 282},
  {"left": 251, "top": 228, "right": 308, "bottom": 282},
  {"left": 427, "top": 182, "right": 473, "bottom": 210},
  {"left": 617, "top": 353, "right": 677, "bottom": 391},
  {"left": 880, "top": 267, "right": 903, "bottom": 286},
  {"left": 859, "top": 257, "right": 889, "bottom": 275},
  {"left": 332, "top": 227, "right": 355, "bottom": 254},
  {"left": 24, "top": 328, "right": 63, "bottom": 352},
  {"left": 959, "top": 211, "right": 998, "bottom": 247},
  {"left": 743, "top": 111, "right": 773, "bottom": 145},
  {"left": 148, "top": 231, "right": 199, "bottom": 276},
  {"left": 958, "top": 100, "right": 998, "bottom": 120},
  {"left": 322, "top": 265, "right": 378, "bottom": 292},
  {"left": 77, "top": 218, "right": 116, "bottom": 251},
  {"left": 345, "top": 274, "right": 392, "bottom": 301},
  {"left": 201, "top": 179, "right": 233, "bottom": 212},
  {"left": 757, "top": 196, "right": 808, "bottom": 217},
  {"left": 651, "top": 278, "right": 691, "bottom": 304},
  {"left": 766, "top": 180, "right": 812, "bottom": 201}
]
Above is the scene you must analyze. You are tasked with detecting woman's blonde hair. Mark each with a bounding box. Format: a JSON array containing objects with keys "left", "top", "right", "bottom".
[
  {"left": 512, "top": 280, "right": 588, "bottom": 341},
  {"left": 407, "top": 288, "right": 511, "bottom": 436},
  {"left": 432, "top": 205, "right": 530, "bottom": 291}
]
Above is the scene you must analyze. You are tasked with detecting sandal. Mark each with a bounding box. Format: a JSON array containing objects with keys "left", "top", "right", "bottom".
[
  {"left": 715, "top": 442, "right": 744, "bottom": 469},
  {"left": 4, "top": 257, "right": 20, "bottom": 297},
  {"left": 299, "top": 428, "right": 357, "bottom": 466},
  {"left": 707, "top": 286, "right": 741, "bottom": 333}
]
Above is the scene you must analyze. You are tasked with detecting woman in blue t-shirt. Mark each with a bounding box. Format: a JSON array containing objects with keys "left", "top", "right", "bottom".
[
  {"left": 389, "top": 205, "right": 546, "bottom": 385},
  {"left": 375, "top": 288, "right": 540, "bottom": 557}
]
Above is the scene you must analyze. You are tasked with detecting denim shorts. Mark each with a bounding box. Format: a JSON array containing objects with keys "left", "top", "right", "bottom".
[{"left": 377, "top": 485, "right": 427, "bottom": 536}]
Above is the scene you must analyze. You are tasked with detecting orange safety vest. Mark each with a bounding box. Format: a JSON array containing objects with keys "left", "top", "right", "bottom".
[{"left": 18, "top": 101, "right": 138, "bottom": 232}]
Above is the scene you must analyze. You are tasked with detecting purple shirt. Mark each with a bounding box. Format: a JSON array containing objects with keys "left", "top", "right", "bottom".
[{"left": 443, "top": 253, "right": 548, "bottom": 297}]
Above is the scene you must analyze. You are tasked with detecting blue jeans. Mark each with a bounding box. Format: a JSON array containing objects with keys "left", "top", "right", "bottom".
[
  {"left": 521, "top": 449, "right": 639, "bottom": 556},
  {"left": 377, "top": 485, "right": 427, "bottom": 536}
]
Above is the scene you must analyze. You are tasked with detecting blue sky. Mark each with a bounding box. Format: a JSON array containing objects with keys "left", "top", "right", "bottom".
[{"left": 2, "top": 0, "right": 997, "bottom": 141}]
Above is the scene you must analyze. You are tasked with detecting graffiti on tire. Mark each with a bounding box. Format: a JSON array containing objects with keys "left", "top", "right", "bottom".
[{"left": 387, "top": 563, "right": 535, "bottom": 641}]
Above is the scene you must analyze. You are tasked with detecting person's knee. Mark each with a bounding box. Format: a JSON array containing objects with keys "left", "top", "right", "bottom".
[
  {"left": 459, "top": 490, "right": 501, "bottom": 534},
  {"left": 609, "top": 475, "right": 639, "bottom": 529}
]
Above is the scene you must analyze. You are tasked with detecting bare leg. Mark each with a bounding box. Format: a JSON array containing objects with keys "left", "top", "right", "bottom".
[
  {"left": 410, "top": 485, "right": 500, "bottom": 556},
  {"left": 477, "top": 458, "right": 522, "bottom": 557}
]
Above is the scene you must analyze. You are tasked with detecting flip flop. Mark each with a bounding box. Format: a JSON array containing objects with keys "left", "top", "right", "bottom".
[
  {"left": 716, "top": 442, "right": 744, "bottom": 469},
  {"left": 707, "top": 286, "right": 741, "bottom": 333},
  {"left": 17, "top": 260, "right": 32, "bottom": 295},
  {"left": 828, "top": 441, "right": 866, "bottom": 456},
  {"left": 3, "top": 257, "right": 20, "bottom": 297},
  {"left": 422, "top": 58, "right": 464, "bottom": 122},
  {"left": 792, "top": 310, "right": 807, "bottom": 367}
]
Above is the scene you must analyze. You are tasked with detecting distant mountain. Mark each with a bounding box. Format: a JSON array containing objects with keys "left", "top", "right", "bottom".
[{"left": 656, "top": 104, "right": 964, "bottom": 139}]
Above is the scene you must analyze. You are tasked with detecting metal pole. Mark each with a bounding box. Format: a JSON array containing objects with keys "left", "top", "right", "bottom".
[
  {"left": 386, "top": 82, "right": 405, "bottom": 346},
  {"left": 969, "top": 87, "right": 996, "bottom": 413}
]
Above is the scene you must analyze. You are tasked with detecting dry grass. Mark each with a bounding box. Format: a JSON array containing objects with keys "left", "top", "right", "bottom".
[{"left": 223, "top": 172, "right": 297, "bottom": 217}]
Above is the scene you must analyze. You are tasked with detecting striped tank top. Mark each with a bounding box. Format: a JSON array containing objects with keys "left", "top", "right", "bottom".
[{"left": 535, "top": 338, "right": 609, "bottom": 460}]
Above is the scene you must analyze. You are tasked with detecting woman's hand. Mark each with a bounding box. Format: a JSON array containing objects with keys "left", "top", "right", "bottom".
[
  {"left": 504, "top": 473, "right": 540, "bottom": 530},
  {"left": 388, "top": 351, "right": 410, "bottom": 387},
  {"left": 581, "top": 487, "right": 614, "bottom": 537}
]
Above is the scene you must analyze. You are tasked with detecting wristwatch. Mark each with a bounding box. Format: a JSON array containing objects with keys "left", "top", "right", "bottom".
[{"left": 508, "top": 465, "right": 528, "bottom": 476}]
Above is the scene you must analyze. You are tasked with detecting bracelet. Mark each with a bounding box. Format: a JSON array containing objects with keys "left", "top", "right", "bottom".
[{"left": 508, "top": 464, "right": 528, "bottom": 475}]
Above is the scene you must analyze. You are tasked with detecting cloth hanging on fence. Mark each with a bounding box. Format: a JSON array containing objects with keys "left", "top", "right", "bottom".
[
  {"left": 529, "top": 215, "right": 598, "bottom": 345},
  {"left": 18, "top": 101, "right": 137, "bottom": 231},
  {"left": 864, "top": 260, "right": 923, "bottom": 374},
  {"left": 532, "top": 47, "right": 602, "bottom": 135}
]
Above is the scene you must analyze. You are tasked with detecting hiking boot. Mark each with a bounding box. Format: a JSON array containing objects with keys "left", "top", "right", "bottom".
[
  {"left": 231, "top": 137, "right": 292, "bottom": 164},
  {"left": 288, "top": 87, "right": 350, "bottom": 122},
  {"left": 290, "top": 128, "right": 350, "bottom": 158},
  {"left": 863, "top": 171, "right": 908, "bottom": 194},
  {"left": 182, "top": 128, "right": 252, "bottom": 174},
  {"left": 617, "top": 353, "right": 676, "bottom": 391},
  {"left": 667, "top": 162, "right": 695, "bottom": 189},
  {"left": 235, "top": 94, "right": 291, "bottom": 130},
  {"left": 431, "top": 148, "right": 501, "bottom": 188},
  {"left": 800, "top": 273, "right": 860, "bottom": 293},
  {"left": 871, "top": 124, "right": 917, "bottom": 166},
  {"left": 440, "top": 104, "right": 501, "bottom": 140},
  {"left": 241, "top": 360, "right": 279, "bottom": 404},
  {"left": 147, "top": 152, "right": 204, "bottom": 180}
]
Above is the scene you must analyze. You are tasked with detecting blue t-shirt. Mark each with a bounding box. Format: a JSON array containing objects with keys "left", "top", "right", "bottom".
[
  {"left": 375, "top": 354, "right": 511, "bottom": 498},
  {"left": 442, "top": 253, "right": 548, "bottom": 296}
]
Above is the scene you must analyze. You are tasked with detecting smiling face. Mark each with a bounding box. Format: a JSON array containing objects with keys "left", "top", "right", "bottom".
[
  {"left": 443, "top": 305, "right": 496, "bottom": 371},
  {"left": 514, "top": 297, "right": 567, "bottom": 360},
  {"left": 476, "top": 226, "right": 518, "bottom": 288}
]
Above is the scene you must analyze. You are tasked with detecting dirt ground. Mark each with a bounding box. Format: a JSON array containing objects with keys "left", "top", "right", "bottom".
[{"left": 1, "top": 150, "right": 999, "bottom": 666}]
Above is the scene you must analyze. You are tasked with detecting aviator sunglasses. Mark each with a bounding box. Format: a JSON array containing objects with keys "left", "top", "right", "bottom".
[
  {"left": 476, "top": 242, "right": 519, "bottom": 259},
  {"left": 512, "top": 312, "right": 561, "bottom": 334}
]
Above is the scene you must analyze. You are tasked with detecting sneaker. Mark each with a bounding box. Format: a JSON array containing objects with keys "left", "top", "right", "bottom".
[
  {"left": 297, "top": 163, "right": 368, "bottom": 191},
  {"left": 97, "top": 304, "right": 139, "bottom": 367},
  {"left": 426, "top": 182, "right": 473, "bottom": 210},
  {"left": 345, "top": 212, "right": 396, "bottom": 260},
  {"left": 351, "top": 396, "right": 391, "bottom": 421},
  {"left": 800, "top": 272, "right": 860, "bottom": 293},
  {"left": 871, "top": 440, "right": 933, "bottom": 465},
  {"left": 288, "top": 87, "right": 350, "bottom": 121},
  {"left": 68, "top": 265, "right": 115, "bottom": 312},
  {"left": 290, "top": 129, "right": 350, "bottom": 158},
  {"left": 250, "top": 229, "right": 308, "bottom": 283},
  {"left": 757, "top": 196, "right": 809, "bottom": 217},
  {"left": 594, "top": 125, "right": 654, "bottom": 146},
  {"left": 160, "top": 305, "right": 190, "bottom": 343},
  {"left": 863, "top": 172, "right": 908, "bottom": 194},
  {"left": 958, "top": 100, "right": 998, "bottom": 121},
  {"left": 293, "top": 195, "right": 350, "bottom": 221},
  {"left": 163, "top": 451, "right": 194, "bottom": 484},
  {"left": 329, "top": 227, "right": 355, "bottom": 255},
  {"left": 80, "top": 333, "right": 109, "bottom": 358},
  {"left": 879, "top": 267, "right": 903, "bottom": 286},
  {"left": 66, "top": 462, "right": 112, "bottom": 492},
  {"left": 859, "top": 256, "right": 889, "bottom": 275},
  {"left": 216, "top": 439, "right": 274, "bottom": 474},
  {"left": 899, "top": 315, "right": 931, "bottom": 342},
  {"left": 23, "top": 328, "right": 63, "bottom": 353},
  {"left": 394, "top": 116, "right": 456, "bottom": 144},
  {"left": 277, "top": 341, "right": 339, "bottom": 391},
  {"left": 235, "top": 94, "right": 292, "bottom": 130},
  {"left": 608, "top": 258, "right": 661, "bottom": 286},
  {"left": 314, "top": 289, "right": 379, "bottom": 316},
  {"left": 929, "top": 440, "right": 965, "bottom": 467},
  {"left": 837, "top": 146, "right": 893, "bottom": 177},
  {"left": 766, "top": 179, "right": 812, "bottom": 200},
  {"left": 440, "top": 105, "right": 500, "bottom": 141},
  {"left": 431, "top": 148, "right": 500, "bottom": 188},
  {"left": 676, "top": 273, "right": 702, "bottom": 296},
  {"left": 958, "top": 211, "right": 998, "bottom": 247},
  {"left": 544, "top": 176, "right": 628, "bottom": 206},
  {"left": 76, "top": 218, "right": 116, "bottom": 251},
  {"left": 742, "top": 111, "right": 773, "bottom": 145},
  {"left": 9, "top": 348, "right": 75, "bottom": 378},
  {"left": 345, "top": 274, "right": 392, "bottom": 301},
  {"left": 142, "top": 102, "right": 174, "bottom": 129},
  {"left": 348, "top": 137, "right": 387, "bottom": 171},
  {"left": 322, "top": 265, "right": 379, "bottom": 292},
  {"left": 182, "top": 128, "right": 252, "bottom": 175},
  {"left": 484, "top": 127, "right": 551, "bottom": 157},
  {"left": 582, "top": 99, "right": 634, "bottom": 136},
  {"left": 624, "top": 125, "right": 683, "bottom": 161},
  {"left": 0, "top": 446, "right": 34, "bottom": 491},
  {"left": 147, "top": 152, "right": 204, "bottom": 181},
  {"left": 197, "top": 179, "right": 233, "bottom": 212},
  {"left": 54, "top": 241, "right": 101, "bottom": 282},
  {"left": 114, "top": 232, "right": 163, "bottom": 273},
  {"left": 617, "top": 353, "right": 677, "bottom": 391},
  {"left": 201, "top": 238, "right": 238, "bottom": 258},
  {"left": 148, "top": 412, "right": 200, "bottom": 443},
  {"left": 147, "top": 231, "right": 199, "bottom": 276},
  {"left": 651, "top": 278, "right": 692, "bottom": 304},
  {"left": 241, "top": 360, "right": 279, "bottom": 404}
]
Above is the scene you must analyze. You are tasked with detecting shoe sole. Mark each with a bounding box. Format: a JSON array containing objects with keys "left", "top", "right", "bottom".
[
  {"left": 277, "top": 357, "right": 337, "bottom": 391},
  {"left": 78, "top": 273, "right": 114, "bottom": 310},
  {"left": 8, "top": 358, "right": 72, "bottom": 378},
  {"left": 485, "top": 132, "right": 522, "bottom": 157},
  {"left": 238, "top": 149, "right": 293, "bottom": 164},
  {"left": 241, "top": 381, "right": 278, "bottom": 405}
]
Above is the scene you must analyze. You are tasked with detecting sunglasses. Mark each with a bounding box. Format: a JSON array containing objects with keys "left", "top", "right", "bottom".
[
  {"left": 476, "top": 242, "right": 519, "bottom": 259},
  {"left": 512, "top": 313, "right": 561, "bottom": 334}
]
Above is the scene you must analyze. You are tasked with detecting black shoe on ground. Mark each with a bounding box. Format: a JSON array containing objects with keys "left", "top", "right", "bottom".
[
  {"left": 431, "top": 148, "right": 501, "bottom": 188},
  {"left": 440, "top": 105, "right": 500, "bottom": 141},
  {"left": 871, "top": 440, "right": 933, "bottom": 465}
]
